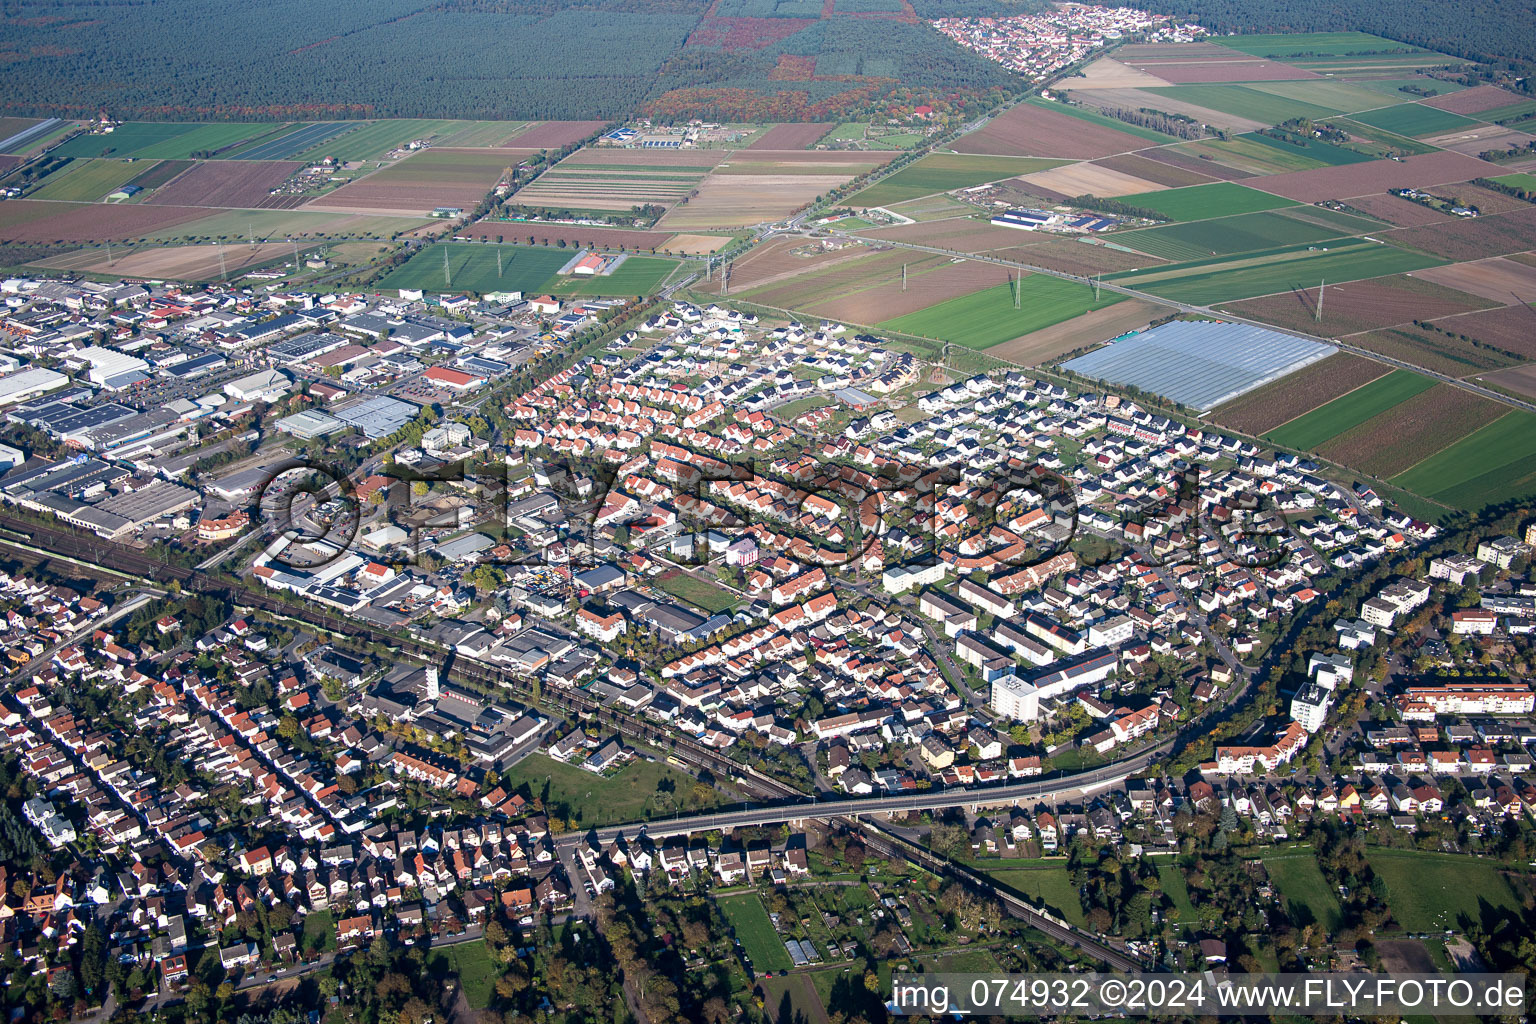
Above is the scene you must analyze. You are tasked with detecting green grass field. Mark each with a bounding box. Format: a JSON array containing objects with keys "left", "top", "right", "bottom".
[
  {"left": 143, "top": 207, "right": 432, "bottom": 242},
  {"left": 880, "top": 275, "right": 1120, "bottom": 350},
  {"left": 652, "top": 570, "right": 739, "bottom": 613},
  {"left": 1244, "top": 79, "right": 1401, "bottom": 113},
  {"left": 1265, "top": 369, "right": 1437, "bottom": 449},
  {"left": 1326, "top": 118, "right": 1440, "bottom": 155},
  {"left": 1347, "top": 102, "right": 1481, "bottom": 138},
  {"left": 1215, "top": 31, "right": 1428, "bottom": 57},
  {"left": 49, "top": 122, "right": 205, "bottom": 159},
  {"left": 377, "top": 242, "right": 572, "bottom": 295},
  {"left": 497, "top": 752, "right": 709, "bottom": 826},
  {"left": 1476, "top": 98, "right": 1536, "bottom": 123},
  {"left": 1146, "top": 84, "right": 1344, "bottom": 125},
  {"left": 1240, "top": 130, "right": 1376, "bottom": 167},
  {"left": 1366, "top": 849, "right": 1524, "bottom": 933},
  {"left": 1118, "top": 209, "right": 1355, "bottom": 262},
  {"left": 1492, "top": 172, "right": 1536, "bottom": 191},
  {"left": 1261, "top": 850, "right": 1344, "bottom": 932},
  {"left": 1392, "top": 410, "right": 1536, "bottom": 508},
  {"left": 986, "top": 865, "right": 1087, "bottom": 927},
  {"left": 428, "top": 940, "right": 496, "bottom": 1009},
  {"left": 848, "top": 153, "right": 1066, "bottom": 207},
  {"left": 129, "top": 123, "right": 279, "bottom": 159},
  {"left": 1108, "top": 238, "right": 1442, "bottom": 304},
  {"left": 554, "top": 255, "right": 680, "bottom": 296},
  {"left": 28, "top": 159, "right": 143, "bottom": 202},
  {"left": 1171, "top": 136, "right": 1331, "bottom": 175},
  {"left": 718, "top": 894, "right": 795, "bottom": 972},
  {"left": 1118, "top": 181, "right": 1295, "bottom": 221},
  {"left": 1155, "top": 859, "right": 1196, "bottom": 925}
]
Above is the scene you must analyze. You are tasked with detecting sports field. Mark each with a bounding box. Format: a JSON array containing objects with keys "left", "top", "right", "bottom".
[
  {"left": 1392, "top": 410, "right": 1536, "bottom": 508},
  {"left": 1265, "top": 369, "right": 1436, "bottom": 449},
  {"left": 880, "top": 276, "right": 1119, "bottom": 350},
  {"left": 1108, "top": 238, "right": 1442, "bottom": 304},
  {"left": 1118, "top": 182, "right": 1295, "bottom": 221},
  {"left": 379, "top": 243, "right": 571, "bottom": 294},
  {"left": 554, "top": 255, "right": 680, "bottom": 296},
  {"left": 1261, "top": 850, "right": 1343, "bottom": 932},
  {"left": 848, "top": 154, "right": 1067, "bottom": 207},
  {"left": 717, "top": 894, "right": 795, "bottom": 973},
  {"left": 28, "top": 159, "right": 142, "bottom": 202},
  {"left": 1347, "top": 102, "right": 1482, "bottom": 138},
  {"left": 1365, "top": 849, "right": 1524, "bottom": 933},
  {"left": 1117, "top": 209, "right": 1354, "bottom": 262}
]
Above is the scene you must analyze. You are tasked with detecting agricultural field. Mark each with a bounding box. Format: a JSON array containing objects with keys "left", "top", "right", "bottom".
[
  {"left": 952, "top": 99, "right": 1150, "bottom": 159},
  {"left": 1210, "top": 353, "right": 1389, "bottom": 434},
  {"left": 1427, "top": 303, "right": 1536, "bottom": 360},
  {"left": 1014, "top": 161, "right": 1168, "bottom": 200},
  {"left": 1117, "top": 182, "right": 1294, "bottom": 221},
  {"left": 1393, "top": 410, "right": 1536, "bottom": 507},
  {"left": 750, "top": 123, "right": 837, "bottom": 150},
  {"left": 1260, "top": 850, "right": 1343, "bottom": 932},
  {"left": 1315, "top": 383, "right": 1506, "bottom": 477},
  {"left": 1411, "top": 257, "right": 1536, "bottom": 303},
  {"left": 1347, "top": 102, "right": 1482, "bottom": 138},
  {"left": 1264, "top": 369, "right": 1436, "bottom": 450},
  {"left": 1039, "top": 100, "right": 1179, "bottom": 144},
  {"left": 145, "top": 161, "right": 304, "bottom": 209},
  {"left": 1220, "top": 274, "right": 1496, "bottom": 338},
  {"left": 1144, "top": 84, "right": 1343, "bottom": 125},
  {"left": 232, "top": 122, "right": 361, "bottom": 161},
  {"left": 985, "top": 299, "right": 1169, "bottom": 365},
  {"left": 1349, "top": 324, "right": 1521, "bottom": 377},
  {"left": 143, "top": 208, "right": 436, "bottom": 243},
  {"left": 0, "top": 200, "right": 211, "bottom": 243},
  {"left": 1215, "top": 31, "right": 1432, "bottom": 58},
  {"left": 659, "top": 167, "right": 865, "bottom": 230},
  {"left": 1491, "top": 172, "right": 1536, "bottom": 191},
  {"left": 1238, "top": 130, "right": 1376, "bottom": 168},
  {"left": 1115, "top": 209, "right": 1353, "bottom": 262},
  {"left": 848, "top": 154, "right": 1067, "bottom": 207},
  {"left": 1241, "top": 150, "right": 1490, "bottom": 202},
  {"left": 50, "top": 122, "right": 210, "bottom": 159},
  {"left": 1384, "top": 206, "right": 1536, "bottom": 261},
  {"left": 1093, "top": 152, "right": 1216, "bottom": 188},
  {"left": 1109, "top": 238, "right": 1442, "bottom": 305},
  {"left": 126, "top": 159, "right": 195, "bottom": 191},
  {"left": 28, "top": 241, "right": 298, "bottom": 281},
  {"left": 27, "top": 159, "right": 143, "bottom": 202},
  {"left": 514, "top": 153, "right": 714, "bottom": 212},
  {"left": 879, "top": 275, "right": 1120, "bottom": 350},
  {"left": 1364, "top": 849, "right": 1525, "bottom": 932},
  {"left": 128, "top": 122, "right": 278, "bottom": 159},
  {"left": 716, "top": 894, "right": 795, "bottom": 973},
  {"left": 313, "top": 148, "right": 521, "bottom": 213},
  {"left": 806, "top": 255, "right": 999, "bottom": 324}
]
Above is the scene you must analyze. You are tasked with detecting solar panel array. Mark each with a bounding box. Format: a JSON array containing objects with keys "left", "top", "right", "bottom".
[{"left": 1060, "top": 320, "right": 1335, "bottom": 412}]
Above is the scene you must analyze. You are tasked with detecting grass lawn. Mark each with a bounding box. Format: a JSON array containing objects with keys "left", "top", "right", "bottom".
[
  {"left": 428, "top": 939, "right": 497, "bottom": 1009},
  {"left": 880, "top": 275, "right": 1119, "bottom": 350},
  {"left": 985, "top": 864, "right": 1087, "bottom": 927},
  {"left": 1392, "top": 410, "right": 1536, "bottom": 508},
  {"left": 848, "top": 153, "right": 1067, "bottom": 207},
  {"left": 718, "top": 893, "right": 795, "bottom": 972},
  {"left": 29, "top": 159, "right": 143, "bottom": 202},
  {"left": 301, "top": 909, "right": 337, "bottom": 954},
  {"left": 497, "top": 752, "right": 710, "bottom": 827},
  {"left": 377, "top": 242, "right": 573, "bottom": 296},
  {"left": 1266, "top": 369, "right": 1437, "bottom": 449},
  {"left": 1260, "top": 850, "right": 1344, "bottom": 932},
  {"left": 653, "top": 569, "right": 739, "bottom": 613},
  {"left": 1366, "top": 849, "right": 1524, "bottom": 933},
  {"left": 1117, "top": 181, "right": 1295, "bottom": 221},
  {"left": 1347, "top": 102, "right": 1481, "bottom": 138},
  {"left": 1154, "top": 859, "right": 1196, "bottom": 926},
  {"left": 1107, "top": 237, "right": 1441, "bottom": 304}
]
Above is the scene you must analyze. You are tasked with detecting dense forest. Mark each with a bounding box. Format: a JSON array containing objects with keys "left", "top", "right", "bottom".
[
  {"left": 1142, "top": 0, "right": 1536, "bottom": 82},
  {"left": 0, "top": 0, "right": 1022, "bottom": 122}
]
